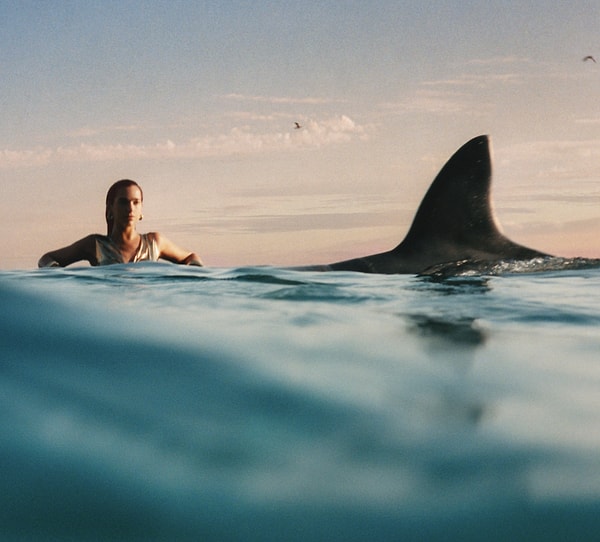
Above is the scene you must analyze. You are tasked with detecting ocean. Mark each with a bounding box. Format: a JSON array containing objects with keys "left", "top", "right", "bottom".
[{"left": 2, "top": 260, "right": 600, "bottom": 541}]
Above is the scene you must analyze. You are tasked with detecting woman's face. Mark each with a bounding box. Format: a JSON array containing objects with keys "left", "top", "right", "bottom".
[{"left": 109, "top": 185, "right": 143, "bottom": 229}]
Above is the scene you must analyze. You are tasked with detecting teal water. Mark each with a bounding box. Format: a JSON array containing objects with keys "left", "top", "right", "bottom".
[{"left": 2, "top": 262, "right": 600, "bottom": 541}]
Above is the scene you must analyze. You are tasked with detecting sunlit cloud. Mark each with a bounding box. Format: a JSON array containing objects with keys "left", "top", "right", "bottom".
[{"left": 0, "top": 115, "right": 366, "bottom": 168}]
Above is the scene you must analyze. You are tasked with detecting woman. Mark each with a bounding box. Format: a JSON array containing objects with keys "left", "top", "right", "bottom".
[{"left": 38, "top": 179, "right": 203, "bottom": 268}]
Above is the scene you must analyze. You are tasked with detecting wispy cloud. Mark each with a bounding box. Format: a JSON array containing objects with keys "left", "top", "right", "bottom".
[
  {"left": 67, "top": 124, "right": 145, "bottom": 138},
  {"left": 501, "top": 139, "right": 600, "bottom": 163},
  {"left": 380, "top": 88, "right": 471, "bottom": 115},
  {"left": 422, "top": 72, "right": 524, "bottom": 88},
  {"left": 381, "top": 56, "right": 536, "bottom": 116},
  {"left": 381, "top": 76, "right": 521, "bottom": 117},
  {"left": 221, "top": 93, "right": 344, "bottom": 105},
  {"left": 0, "top": 115, "right": 366, "bottom": 168},
  {"left": 224, "top": 111, "right": 282, "bottom": 122},
  {"left": 498, "top": 138, "right": 600, "bottom": 183},
  {"left": 465, "top": 55, "right": 532, "bottom": 66},
  {"left": 575, "top": 118, "right": 600, "bottom": 125}
]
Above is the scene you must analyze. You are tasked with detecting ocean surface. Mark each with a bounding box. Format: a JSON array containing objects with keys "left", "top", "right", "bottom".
[{"left": 2, "top": 259, "right": 600, "bottom": 541}]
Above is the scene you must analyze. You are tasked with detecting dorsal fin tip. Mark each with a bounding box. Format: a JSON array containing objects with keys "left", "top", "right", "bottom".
[{"left": 400, "top": 134, "right": 494, "bottom": 246}]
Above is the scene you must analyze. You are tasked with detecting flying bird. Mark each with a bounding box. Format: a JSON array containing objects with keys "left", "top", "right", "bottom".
[
  {"left": 294, "top": 122, "right": 302, "bottom": 129},
  {"left": 583, "top": 55, "right": 597, "bottom": 63}
]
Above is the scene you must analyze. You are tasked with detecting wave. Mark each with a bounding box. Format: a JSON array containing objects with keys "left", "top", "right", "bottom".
[{"left": 3, "top": 264, "right": 600, "bottom": 540}]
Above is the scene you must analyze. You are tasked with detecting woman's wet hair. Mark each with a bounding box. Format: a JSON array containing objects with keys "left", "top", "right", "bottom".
[{"left": 105, "top": 179, "right": 143, "bottom": 235}]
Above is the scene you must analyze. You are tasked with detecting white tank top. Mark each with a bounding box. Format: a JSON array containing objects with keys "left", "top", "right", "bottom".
[{"left": 95, "top": 233, "right": 160, "bottom": 265}]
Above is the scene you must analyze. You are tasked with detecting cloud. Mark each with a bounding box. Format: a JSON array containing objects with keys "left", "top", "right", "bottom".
[
  {"left": 68, "top": 124, "right": 145, "bottom": 138},
  {"left": 166, "top": 192, "right": 402, "bottom": 236},
  {"left": 221, "top": 93, "right": 343, "bottom": 105},
  {"left": 187, "top": 115, "right": 365, "bottom": 155},
  {"left": 380, "top": 88, "right": 471, "bottom": 115},
  {"left": 380, "top": 73, "right": 523, "bottom": 117},
  {"left": 0, "top": 147, "right": 54, "bottom": 168},
  {"left": 497, "top": 138, "right": 600, "bottom": 184},
  {"left": 575, "top": 118, "right": 600, "bottom": 125},
  {"left": 0, "top": 115, "right": 366, "bottom": 168},
  {"left": 224, "top": 111, "right": 282, "bottom": 122},
  {"left": 422, "top": 72, "right": 524, "bottom": 88},
  {"left": 381, "top": 56, "right": 538, "bottom": 117},
  {"left": 501, "top": 139, "right": 600, "bottom": 164},
  {"left": 465, "top": 56, "right": 532, "bottom": 66}
]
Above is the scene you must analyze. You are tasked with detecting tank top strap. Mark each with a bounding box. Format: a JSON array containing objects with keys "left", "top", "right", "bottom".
[
  {"left": 95, "top": 236, "right": 124, "bottom": 265},
  {"left": 133, "top": 233, "right": 160, "bottom": 262}
]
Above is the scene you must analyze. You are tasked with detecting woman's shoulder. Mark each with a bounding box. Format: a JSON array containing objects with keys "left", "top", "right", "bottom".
[
  {"left": 144, "top": 231, "right": 163, "bottom": 244},
  {"left": 84, "top": 233, "right": 109, "bottom": 247},
  {"left": 71, "top": 233, "right": 105, "bottom": 247},
  {"left": 81, "top": 234, "right": 114, "bottom": 260}
]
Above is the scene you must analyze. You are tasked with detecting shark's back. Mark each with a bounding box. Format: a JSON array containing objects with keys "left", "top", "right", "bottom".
[{"left": 330, "top": 135, "right": 549, "bottom": 274}]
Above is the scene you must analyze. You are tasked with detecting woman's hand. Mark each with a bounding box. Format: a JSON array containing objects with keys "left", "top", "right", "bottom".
[{"left": 182, "top": 253, "right": 203, "bottom": 266}]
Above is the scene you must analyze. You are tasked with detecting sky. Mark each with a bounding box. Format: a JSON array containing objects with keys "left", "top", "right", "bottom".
[{"left": 2, "top": 1, "right": 600, "bottom": 269}]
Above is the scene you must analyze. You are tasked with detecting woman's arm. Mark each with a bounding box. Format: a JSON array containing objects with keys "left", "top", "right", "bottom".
[
  {"left": 154, "top": 232, "right": 203, "bottom": 266},
  {"left": 38, "top": 235, "right": 97, "bottom": 268}
]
